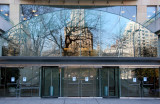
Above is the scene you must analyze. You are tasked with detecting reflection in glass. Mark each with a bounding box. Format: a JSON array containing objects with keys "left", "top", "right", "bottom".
[
  {"left": 2, "top": 9, "right": 157, "bottom": 57},
  {"left": 0, "top": 5, "right": 9, "bottom": 17},
  {"left": 62, "top": 67, "right": 98, "bottom": 97},
  {"left": 41, "top": 67, "right": 59, "bottom": 97},
  {"left": 147, "top": 6, "right": 156, "bottom": 19},
  {"left": 101, "top": 67, "right": 119, "bottom": 97},
  {"left": 0, "top": 67, "right": 40, "bottom": 97},
  {"left": 121, "top": 68, "right": 159, "bottom": 97}
]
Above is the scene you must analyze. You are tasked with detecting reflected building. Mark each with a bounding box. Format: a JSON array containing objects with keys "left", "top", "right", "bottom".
[
  {"left": 103, "top": 22, "right": 158, "bottom": 57},
  {"left": 122, "top": 22, "right": 158, "bottom": 57},
  {"left": 63, "top": 9, "right": 93, "bottom": 56}
]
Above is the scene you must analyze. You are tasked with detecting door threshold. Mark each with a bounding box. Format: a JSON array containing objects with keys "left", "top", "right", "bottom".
[
  {"left": 58, "top": 97, "right": 102, "bottom": 99},
  {"left": 120, "top": 97, "right": 160, "bottom": 99}
]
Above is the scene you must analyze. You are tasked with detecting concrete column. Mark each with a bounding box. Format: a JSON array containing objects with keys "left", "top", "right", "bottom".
[
  {"left": 137, "top": 5, "right": 147, "bottom": 23},
  {"left": 9, "top": 3, "right": 20, "bottom": 25}
]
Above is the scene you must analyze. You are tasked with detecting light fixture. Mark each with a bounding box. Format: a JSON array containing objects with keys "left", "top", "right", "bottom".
[
  {"left": 132, "top": 15, "right": 135, "bottom": 18},
  {"left": 148, "top": 15, "right": 151, "bottom": 18},
  {"left": 21, "top": 14, "right": 24, "bottom": 16},
  {"left": 32, "top": 10, "right": 36, "bottom": 13},
  {"left": 121, "top": 11, "right": 125, "bottom": 14},
  {"left": 0, "top": 9, "right": 3, "bottom": 12},
  {"left": 153, "top": 11, "right": 156, "bottom": 13},
  {"left": 23, "top": 18, "right": 27, "bottom": 20},
  {"left": 34, "top": 14, "right": 38, "bottom": 16},
  {"left": 4, "top": 14, "right": 8, "bottom": 16}
]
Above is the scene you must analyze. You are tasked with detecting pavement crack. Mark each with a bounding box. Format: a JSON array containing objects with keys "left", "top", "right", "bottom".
[{"left": 95, "top": 99, "right": 100, "bottom": 104}]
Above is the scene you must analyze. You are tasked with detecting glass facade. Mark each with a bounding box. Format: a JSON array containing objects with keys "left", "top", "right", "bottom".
[
  {"left": 0, "top": 66, "right": 160, "bottom": 98},
  {"left": 0, "top": 5, "right": 160, "bottom": 98},
  {"left": 1, "top": 6, "right": 157, "bottom": 57}
]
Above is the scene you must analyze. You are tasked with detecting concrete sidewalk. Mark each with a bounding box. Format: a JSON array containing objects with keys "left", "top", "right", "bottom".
[{"left": 0, "top": 98, "right": 160, "bottom": 104}]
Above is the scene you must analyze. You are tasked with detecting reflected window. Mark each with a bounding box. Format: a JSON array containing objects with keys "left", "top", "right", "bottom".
[
  {"left": 147, "top": 6, "right": 156, "bottom": 19},
  {"left": 21, "top": 5, "right": 137, "bottom": 21},
  {"left": 93, "top": 6, "right": 136, "bottom": 21},
  {"left": 21, "top": 5, "right": 64, "bottom": 21},
  {"left": 0, "top": 5, "right": 9, "bottom": 16},
  {"left": 0, "top": 4, "right": 9, "bottom": 21}
]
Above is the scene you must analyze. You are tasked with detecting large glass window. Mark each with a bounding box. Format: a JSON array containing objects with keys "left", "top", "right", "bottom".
[
  {"left": 3, "top": 6, "right": 157, "bottom": 57},
  {"left": 120, "top": 68, "right": 160, "bottom": 97},
  {"left": 0, "top": 66, "right": 40, "bottom": 97}
]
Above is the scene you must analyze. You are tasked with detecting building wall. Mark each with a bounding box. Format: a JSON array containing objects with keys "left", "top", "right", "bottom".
[{"left": 0, "top": 0, "right": 160, "bottom": 24}]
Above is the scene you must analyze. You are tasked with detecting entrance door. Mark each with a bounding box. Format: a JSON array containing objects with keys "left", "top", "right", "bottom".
[
  {"left": 101, "top": 67, "right": 119, "bottom": 97},
  {"left": 62, "top": 67, "right": 98, "bottom": 97},
  {"left": 41, "top": 66, "right": 59, "bottom": 97},
  {"left": 121, "top": 68, "right": 159, "bottom": 97}
]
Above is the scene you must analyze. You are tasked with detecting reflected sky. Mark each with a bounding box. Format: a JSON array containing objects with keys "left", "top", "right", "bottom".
[{"left": 3, "top": 9, "right": 157, "bottom": 57}]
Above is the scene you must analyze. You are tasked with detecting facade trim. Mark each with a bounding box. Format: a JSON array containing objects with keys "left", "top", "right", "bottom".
[{"left": 0, "top": 56, "right": 160, "bottom": 67}]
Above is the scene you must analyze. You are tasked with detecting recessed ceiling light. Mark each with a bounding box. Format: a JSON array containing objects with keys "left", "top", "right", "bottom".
[
  {"left": 32, "top": 10, "right": 36, "bottom": 13},
  {"left": 148, "top": 15, "right": 151, "bottom": 17},
  {"left": 34, "top": 14, "right": 38, "bottom": 16},
  {"left": 153, "top": 11, "right": 156, "bottom": 13},
  {"left": 121, "top": 11, "right": 125, "bottom": 14},
  {"left": 4, "top": 14, "right": 8, "bottom": 16},
  {"left": 23, "top": 18, "right": 27, "bottom": 20},
  {"left": 132, "top": 15, "right": 135, "bottom": 18},
  {"left": 0, "top": 9, "right": 3, "bottom": 12},
  {"left": 21, "top": 14, "right": 24, "bottom": 16}
]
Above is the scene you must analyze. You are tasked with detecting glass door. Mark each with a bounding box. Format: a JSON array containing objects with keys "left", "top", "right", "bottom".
[
  {"left": 141, "top": 69, "right": 159, "bottom": 97},
  {"left": 80, "top": 68, "right": 98, "bottom": 97},
  {"left": 41, "top": 66, "right": 59, "bottom": 97},
  {"left": 62, "top": 67, "right": 98, "bottom": 97},
  {"left": 101, "top": 67, "right": 119, "bottom": 98}
]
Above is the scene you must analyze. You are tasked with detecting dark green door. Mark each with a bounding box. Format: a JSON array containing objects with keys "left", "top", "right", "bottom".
[
  {"left": 41, "top": 66, "right": 59, "bottom": 97},
  {"left": 101, "top": 67, "right": 119, "bottom": 98}
]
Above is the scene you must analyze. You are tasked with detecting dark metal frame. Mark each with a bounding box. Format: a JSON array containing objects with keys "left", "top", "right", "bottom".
[{"left": 0, "top": 57, "right": 160, "bottom": 67}]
